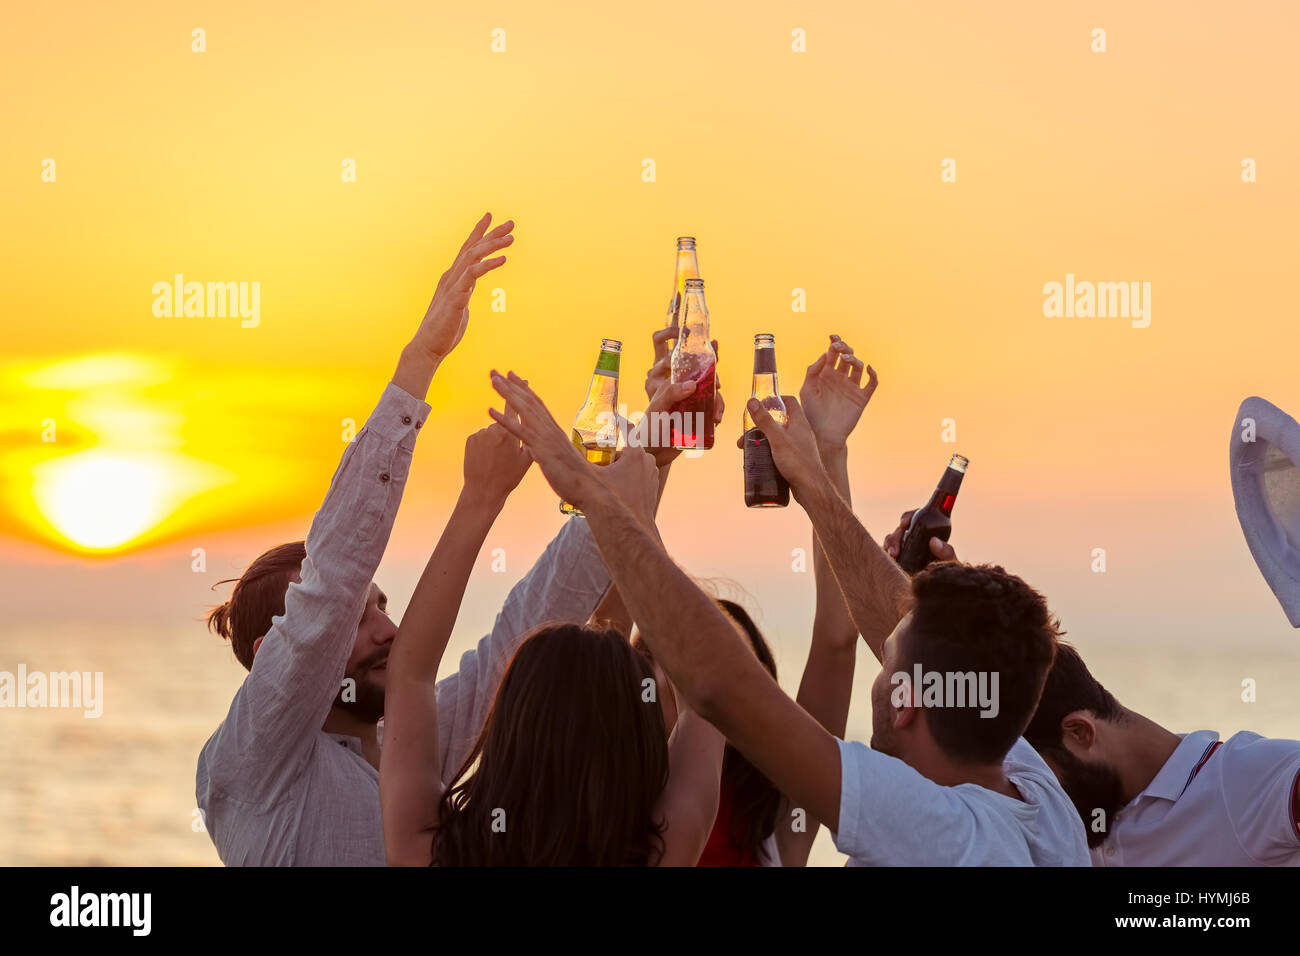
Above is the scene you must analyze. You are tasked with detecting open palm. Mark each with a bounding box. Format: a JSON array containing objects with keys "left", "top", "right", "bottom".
[{"left": 798, "top": 335, "right": 878, "bottom": 449}]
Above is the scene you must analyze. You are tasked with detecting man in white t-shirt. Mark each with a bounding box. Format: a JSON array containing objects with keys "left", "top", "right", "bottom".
[
  {"left": 489, "top": 370, "right": 1091, "bottom": 867},
  {"left": 1023, "top": 643, "right": 1300, "bottom": 866}
]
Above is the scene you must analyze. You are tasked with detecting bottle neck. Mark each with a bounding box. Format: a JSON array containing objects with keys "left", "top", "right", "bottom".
[
  {"left": 594, "top": 348, "right": 620, "bottom": 377},
  {"left": 678, "top": 291, "right": 709, "bottom": 343},
  {"left": 931, "top": 467, "right": 964, "bottom": 515},
  {"left": 751, "top": 346, "right": 779, "bottom": 397}
]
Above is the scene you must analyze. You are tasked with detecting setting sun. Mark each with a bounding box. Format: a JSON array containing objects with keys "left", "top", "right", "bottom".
[{"left": 30, "top": 450, "right": 233, "bottom": 553}]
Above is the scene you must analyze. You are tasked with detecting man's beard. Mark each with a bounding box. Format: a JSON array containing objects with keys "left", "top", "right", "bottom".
[
  {"left": 1046, "top": 747, "right": 1127, "bottom": 848},
  {"left": 337, "top": 649, "right": 387, "bottom": 724}
]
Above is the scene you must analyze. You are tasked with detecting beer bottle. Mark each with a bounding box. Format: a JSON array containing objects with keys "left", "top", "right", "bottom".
[
  {"left": 743, "top": 333, "right": 789, "bottom": 508},
  {"left": 665, "top": 237, "right": 699, "bottom": 351},
  {"left": 669, "top": 278, "right": 717, "bottom": 450},
  {"left": 560, "top": 339, "right": 622, "bottom": 515},
  {"left": 897, "top": 454, "right": 969, "bottom": 573}
]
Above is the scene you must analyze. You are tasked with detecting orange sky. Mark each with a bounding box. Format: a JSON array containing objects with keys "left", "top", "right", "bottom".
[{"left": 2, "top": 1, "right": 1299, "bottom": 650}]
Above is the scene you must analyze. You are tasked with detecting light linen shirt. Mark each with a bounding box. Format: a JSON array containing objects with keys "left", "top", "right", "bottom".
[
  {"left": 1092, "top": 730, "right": 1300, "bottom": 867},
  {"left": 833, "top": 737, "right": 1091, "bottom": 866},
  {"left": 196, "top": 383, "right": 611, "bottom": 866}
]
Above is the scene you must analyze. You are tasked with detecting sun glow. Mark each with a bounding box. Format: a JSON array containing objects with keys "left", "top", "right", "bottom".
[{"left": 30, "top": 450, "right": 232, "bottom": 553}]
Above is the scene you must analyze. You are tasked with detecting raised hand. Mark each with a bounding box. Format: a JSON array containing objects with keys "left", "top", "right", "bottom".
[
  {"left": 414, "top": 213, "right": 515, "bottom": 362},
  {"left": 882, "top": 509, "right": 959, "bottom": 564},
  {"left": 598, "top": 445, "right": 660, "bottom": 529},
  {"left": 461, "top": 418, "right": 533, "bottom": 507},
  {"left": 489, "top": 370, "right": 599, "bottom": 509},
  {"left": 799, "top": 335, "right": 877, "bottom": 452}
]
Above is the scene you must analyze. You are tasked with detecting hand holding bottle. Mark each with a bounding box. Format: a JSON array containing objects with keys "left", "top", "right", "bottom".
[
  {"left": 883, "top": 510, "right": 959, "bottom": 564},
  {"left": 743, "top": 395, "right": 828, "bottom": 502}
]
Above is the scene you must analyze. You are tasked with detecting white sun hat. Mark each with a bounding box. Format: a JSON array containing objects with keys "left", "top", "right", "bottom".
[{"left": 1230, "top": 396, "right": 1300, "bottom": 627}]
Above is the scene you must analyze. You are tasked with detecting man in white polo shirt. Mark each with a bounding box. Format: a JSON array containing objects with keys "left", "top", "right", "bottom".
[{"left": 1023, "top": 643, "right": 1300, "bottom": 866}]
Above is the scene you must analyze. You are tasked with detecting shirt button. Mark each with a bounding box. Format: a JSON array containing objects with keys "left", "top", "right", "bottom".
[
  {"left": 1104, "top": 844, "right": 1115, "bottom": 857},
  {"left": 379, "top": 472, "right": 390, "bottom": 483},
  {"left": 401, "top": 415, "right": 412, "bottom": 425},
  {"left": 414, "top": 420, "right": 422, "bottom": 430}
]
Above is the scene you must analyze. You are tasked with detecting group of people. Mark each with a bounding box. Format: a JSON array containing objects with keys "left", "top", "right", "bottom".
[{"left": 197, "top": 214, "right": 1300, "bottom": 866}]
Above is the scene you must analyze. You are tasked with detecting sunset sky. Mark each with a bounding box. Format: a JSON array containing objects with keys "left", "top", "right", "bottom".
[{"left": 3, "top": 2, "right": 1298, "bottom": 688}]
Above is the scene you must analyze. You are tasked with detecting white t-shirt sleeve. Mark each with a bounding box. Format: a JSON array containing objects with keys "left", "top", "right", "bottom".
[
  {"left": 1219, "top": 733, "right": 1300, "bottom": 864},
  {"left": 833, "top": 738, "right": 976, "bottom": 866}
]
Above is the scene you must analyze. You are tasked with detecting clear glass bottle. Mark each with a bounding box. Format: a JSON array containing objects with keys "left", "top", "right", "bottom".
[
  {"left": 743, "top": 333, "right": 789, "bottom": 507},
  {"left": 669, "top": 278, "right": 716, "bottom": 450},
  {"left": 665, "top": 237, "right": 699, "bottom": 351},
  {"left": 560, "top": 338, "right": 622, "bottom": 515}
]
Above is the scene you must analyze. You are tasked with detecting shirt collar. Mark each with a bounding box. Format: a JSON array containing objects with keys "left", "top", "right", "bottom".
[{"left": 1135, "top": 730, "right": 1221, "bottom": 803}]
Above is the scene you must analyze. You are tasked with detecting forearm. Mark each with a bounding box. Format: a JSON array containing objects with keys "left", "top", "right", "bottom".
[
  {"left": 582, "top": 487, "right": 754, "bottom": 718},
  {"left": 588, "top": 461, "right": 672, "bottom": 636},
  {"left": 795, "top": 467, "right": 912, "bottom": 663},
  {"left": 381, "top": 485, "right": 501, "bottom": 865},
  {"left": 391, "top": 487, "right": 503, "bottom": 686},
  {"left": 780, "top": 445, "right": 856, "bottom": 866},
  {"left": 391, "top": 343, "right": 442, "bottom": 403},
  {"left": 808, "top": 444, "right": 859, "bottom": 659}
]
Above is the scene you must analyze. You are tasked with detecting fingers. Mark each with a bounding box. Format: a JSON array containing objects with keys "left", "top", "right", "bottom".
[
  {"left": 446, "top": 218, "right": 514, "bottom": 288},
  {"left": 864, "top": 364, "right": 878, "bottom": 401},
  {"left": 467, "top": 256, "right": 507, "bottom": 280},
  {"left": 843, "top": 355, "right": 865, "bottom": 383},
  {"left": 806, "top": 353, "right": 827, "bottom": 380},
  {"left": 711, "top": 339, "right": 720, "bottom": 363},
  {"left": 647, "top": 380, "right": 696, "bottom": 414},
  {"left": 883, "top": 510, "right": 915, "bottom": 558},
  {"left": 781, "top": 394, "right": 807, "bottom": 428},
  {"left": 745, "top": 397, "right": 777, "bottom": 434},
  {"left": 930, "top": 537, "right": 958, "bottom": 562},
  {"left": 487, "top": 406, "right": 528, "bottom": 442},
  {"left": 468, "top": 231, "right": 514, "bottom": 263},
  {"left": 652, "top": 325, "right": 677, "bottom": 363},
  {"left": 456, "top": 213, "right": 493, "bottom": 259}
]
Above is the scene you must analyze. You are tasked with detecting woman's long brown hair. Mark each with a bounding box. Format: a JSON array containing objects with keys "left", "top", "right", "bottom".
[{"left": 433, "top": 623, "right": 669, "bottom": 866}]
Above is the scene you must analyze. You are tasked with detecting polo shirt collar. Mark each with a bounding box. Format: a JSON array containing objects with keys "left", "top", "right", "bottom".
[{"left": 1135, "top": 730, "right": 1221, "bottom": 803}]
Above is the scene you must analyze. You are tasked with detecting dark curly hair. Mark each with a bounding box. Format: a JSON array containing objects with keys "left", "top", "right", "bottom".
[{"left": 904, "top": 562, "right": 1061, "bottom": 764}]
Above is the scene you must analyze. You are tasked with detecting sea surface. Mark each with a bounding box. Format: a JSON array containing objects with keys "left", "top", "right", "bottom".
[{"left": 1, "top": 616, "right": 1296, "bottom": 867}]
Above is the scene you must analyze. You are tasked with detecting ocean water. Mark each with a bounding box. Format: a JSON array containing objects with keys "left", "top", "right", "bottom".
[{"left": 1, "top": 618, "right": 1296, "bottom": 867}]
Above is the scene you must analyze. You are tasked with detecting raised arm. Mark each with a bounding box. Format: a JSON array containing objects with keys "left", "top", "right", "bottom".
[
  {"left": 208, "top": 215, "right": 513, "bottom": 799},
  {"left": 779, "top": 336, "right": 876, "bottom": 866},
  {"left": 743, "top": 389, "right": 915, "bottom": 669},
  {"left": 381, "top": 421, "right": 531, "bottom": 866},
  {"left": 436, "top": 339, "right": 696, "bottom": 774},
  {"left": 487, "top": 371, "right": 844, "bottom": 834}
]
